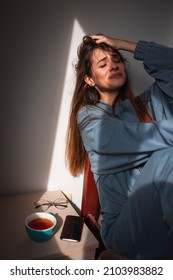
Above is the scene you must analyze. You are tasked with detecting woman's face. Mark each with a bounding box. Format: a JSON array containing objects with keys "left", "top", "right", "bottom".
[{"left": 85, "top": 48, "right": 127, "bottom": 97}]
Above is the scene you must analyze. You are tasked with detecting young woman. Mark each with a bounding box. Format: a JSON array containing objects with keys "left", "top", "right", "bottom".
[{"left": 66, "top": 34, "right": 173, "bottom": 259}]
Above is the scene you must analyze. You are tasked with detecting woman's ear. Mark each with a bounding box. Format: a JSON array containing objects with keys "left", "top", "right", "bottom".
[{"left": 84, "top": 75, "right": 95, "bottom": 87}]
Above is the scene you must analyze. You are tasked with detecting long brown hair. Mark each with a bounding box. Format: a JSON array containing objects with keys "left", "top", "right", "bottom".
[{"left": 66, "top": 35, "right": 152, "bottom": 176}]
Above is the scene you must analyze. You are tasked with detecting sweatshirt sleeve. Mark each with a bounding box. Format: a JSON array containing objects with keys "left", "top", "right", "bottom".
[
  {"left": 134, "top": 41, "right": 173, "bottom": 98},
  {"left": 78, "top": 107, "right": 173, "bottom": 173},
  {"left": 93, "top": 117, "right": 173, "bottom": 155}
]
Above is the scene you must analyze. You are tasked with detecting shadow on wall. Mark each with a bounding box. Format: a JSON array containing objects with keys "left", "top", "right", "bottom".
[{"left": 2, "top": 1, "right": 74, "bottom": 195}]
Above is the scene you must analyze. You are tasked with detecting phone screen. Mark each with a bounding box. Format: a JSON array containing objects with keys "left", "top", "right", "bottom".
[{"left": 60, "top": 215, "right": 84, "bottom": 242}]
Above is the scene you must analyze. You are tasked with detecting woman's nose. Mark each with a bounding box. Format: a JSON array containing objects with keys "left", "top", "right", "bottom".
[{"left": 109, "top": 61, "right": 118, "bottom": 70}]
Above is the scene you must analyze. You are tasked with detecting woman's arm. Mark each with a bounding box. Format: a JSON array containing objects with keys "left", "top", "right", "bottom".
[
  {"left": 78, "top": 106, "right": 173, "bottom": 173},
  {"left": 135, "top": 40, "right": 173, "bottom": 98},
  {"left": 90, "top": 34, "right": 137, "bottom": 53}
]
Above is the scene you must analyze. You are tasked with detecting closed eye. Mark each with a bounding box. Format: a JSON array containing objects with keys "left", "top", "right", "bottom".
[
  {"left": 99, "top": 64, "right": 106, "bottom": 68},
  {"left": 113, "top": 59, "right": 121, "bottom": 63}
]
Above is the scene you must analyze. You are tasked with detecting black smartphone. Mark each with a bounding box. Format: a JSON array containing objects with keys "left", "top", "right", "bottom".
[{"left": 60, "top": 215, "right": 84, "bottom": 242}]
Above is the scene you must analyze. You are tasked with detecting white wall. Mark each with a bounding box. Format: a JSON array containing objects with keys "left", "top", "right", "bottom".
[{"left": 2, "top": 0, "right": 173, "bottom": 208}]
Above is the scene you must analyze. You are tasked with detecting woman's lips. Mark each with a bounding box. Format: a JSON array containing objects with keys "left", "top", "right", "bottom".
[{"left": 109, "top": 72, "right": 122, "bottom": 79}]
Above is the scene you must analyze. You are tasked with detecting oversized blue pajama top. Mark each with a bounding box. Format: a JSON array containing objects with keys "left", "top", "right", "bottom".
[{"left": 78, "top": 41, "right": 173, "bottom": 259}]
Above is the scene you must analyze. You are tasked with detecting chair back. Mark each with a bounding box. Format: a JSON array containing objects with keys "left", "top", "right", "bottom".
[
  {"left": 81, "top": 155, "right": 100, "bottom": 221},
  {"left": 81, "top": 155, "right": 105, "bottom": 251}
]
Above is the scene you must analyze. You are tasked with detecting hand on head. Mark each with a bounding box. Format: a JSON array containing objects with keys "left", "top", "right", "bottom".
[
  {"left": 89, "top": 34, "right": 136, "bottom": 53},
  {"left": 89, "top": 34, "right": 121, "bottom": 50}
]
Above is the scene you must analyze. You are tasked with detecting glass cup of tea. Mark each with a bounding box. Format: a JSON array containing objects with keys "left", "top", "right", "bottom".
[{"left": 25, "top": 212, "right": 57, "bottom": 242}]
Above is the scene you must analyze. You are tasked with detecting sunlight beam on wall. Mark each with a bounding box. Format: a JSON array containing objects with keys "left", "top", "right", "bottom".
[{"left": 47, "top": 19, "right": 85, "bottom": 207}]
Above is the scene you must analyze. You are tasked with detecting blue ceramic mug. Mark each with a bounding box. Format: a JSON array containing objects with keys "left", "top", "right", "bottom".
[{"left": 25, "top": 212, "right": 57, "bottom": 242}]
